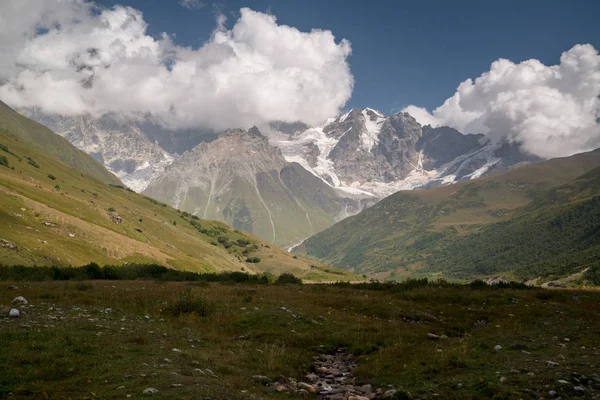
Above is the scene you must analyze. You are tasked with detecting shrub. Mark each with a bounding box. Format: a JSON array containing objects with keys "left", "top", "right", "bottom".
[
  {"left": 275, "top": 273, "right": 302, "bottom": 285},
  {"left": 54, "top": 184, "right": 60, "bottom": 190},
  {"left": 166, "top": 288, "right": 214, "bottom": 317},
  {"left": 583, "top": 265, "right": 600, "bottom": 286},
  {"left": 108, "top": 207, "right": 116, "bottom": 212},
  {"left": 0, "top": 155, "right": 9, "bottom": 167},
  {"left": 47, "top": 174, "right": 57, "bottom": 180},
  {"left": 246, "top": 257, "right": 261, "bottom": 263},
  {"left": 26, "top": 156, "right": 40, "bottom": 168}
]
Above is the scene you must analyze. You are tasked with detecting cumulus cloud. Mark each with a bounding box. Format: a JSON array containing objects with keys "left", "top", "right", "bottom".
[
  {"left": 0, "top": 1, "right": 353, "bottom": 131},
  {"left": 178, "top": 0, "right": 206, "bottom": 10},
  {"left": 404, "top": 44, "right": 600, "bottom": 158}
]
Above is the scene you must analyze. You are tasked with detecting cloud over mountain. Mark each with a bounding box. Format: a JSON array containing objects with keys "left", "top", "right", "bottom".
[
  {"left": 0, "top": 1, "right": 353, "bottom": 131},
  {"left": 404, "top": 44, "right": 600, "bottom": 158}
]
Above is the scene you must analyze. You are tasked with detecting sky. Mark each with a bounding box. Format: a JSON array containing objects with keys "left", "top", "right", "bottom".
[
  {"left": 93, "top": 0, "right": 600, "bottom": 113},
  {"left": 0, "top": 0, "right": 599, "bottom": 158}
]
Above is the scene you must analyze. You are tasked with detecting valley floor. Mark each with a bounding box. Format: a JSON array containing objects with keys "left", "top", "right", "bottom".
[{"left": 1, "top": 281, "right": 600, "bottom": 399}]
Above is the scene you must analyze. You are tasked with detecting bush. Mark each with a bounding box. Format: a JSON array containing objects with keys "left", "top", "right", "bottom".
[
  {"left": 246, "top": 257, "right": 261, "bottom": 263},
  {"left": 47, "top": 174, "right": 56, "bottom": 180},
  {"left": 26, "top": 156, "right": 40, "bottom": 168},
  {"left": 108, "top": 207, "right": 116, "bottom": 212},
  {"left": 275, "top": 273, "right": 302, "bottom": 285},
  {"left": 583, "top": 265, "right": 600, "bottom": 286},
  {"left": 54, "top": 184, "right": 60, "bottom": 190},
  {"left": 166, "top": 288, "right": 214, "bottom": 317},
  {"left": 0, "top": 155, "right": 9, "bottom": 167}
]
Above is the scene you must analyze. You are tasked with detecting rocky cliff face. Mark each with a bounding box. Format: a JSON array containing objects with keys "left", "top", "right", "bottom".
[{"left": 268, "top": 108, "right": 540, "bottom": 197}]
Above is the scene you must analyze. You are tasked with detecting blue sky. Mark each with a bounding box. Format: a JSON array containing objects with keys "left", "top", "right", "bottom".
[{"left": 95, "top": 0, "right": 599, "bottom": 115}]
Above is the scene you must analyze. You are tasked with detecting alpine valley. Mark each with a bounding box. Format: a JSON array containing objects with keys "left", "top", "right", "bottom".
[{"left": 23, "top": 107, "right": 539, "bottom": 248}]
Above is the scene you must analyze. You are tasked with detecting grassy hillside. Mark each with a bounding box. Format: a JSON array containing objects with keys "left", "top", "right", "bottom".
[
  {"left": 0, "top": 129, "right": 356, "bottom": 281},
  {"left": 0, "top": 102, "right": 121, "bottom": 185},
  {"left": 296, "top": 149, "right": 600, "bottom": 282},
  {"left": 426, "top": 166, "right": 600, "bottom": 280}
]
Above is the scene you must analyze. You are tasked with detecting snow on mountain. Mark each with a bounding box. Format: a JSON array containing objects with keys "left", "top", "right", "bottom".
[
  {"left": 267, "top": 108, "right": 538, "bottom": 198},
  {"left": 20, "top": 110, "right": 175, "bottom": 192}
]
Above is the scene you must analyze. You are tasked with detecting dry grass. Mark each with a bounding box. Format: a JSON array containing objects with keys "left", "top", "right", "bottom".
[{"left": 1, "top": 281, "right": 599, "bottom": 399}]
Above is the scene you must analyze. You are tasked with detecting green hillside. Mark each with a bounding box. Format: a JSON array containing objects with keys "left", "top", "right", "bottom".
[
  {"left": 296, "top": 149, "right": 600, "bottom": 282},
  {"left": 0, "top": 120, "right": 356, "bottom": 281},
  {"left": 0, "top": 101, "right": 121, "bottom": 186}
]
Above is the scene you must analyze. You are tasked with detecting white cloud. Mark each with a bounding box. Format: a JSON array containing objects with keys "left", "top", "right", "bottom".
[
  {"left": 403, "top": 44, "right": 600, "bottom": 158},
  {"left": 178, "top": 0, "right": 206, "bottom": 10},
  {"left": 0, "top": 1, "right": 353, "bottom": 131}
]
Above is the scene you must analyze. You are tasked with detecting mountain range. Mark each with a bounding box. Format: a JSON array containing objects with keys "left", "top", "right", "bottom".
[
  {"left": 23, "top": 107, "right": 540, "bottom": 247},
  {"left": 0, "top": 103, "right": 355, "bottom": 281}
]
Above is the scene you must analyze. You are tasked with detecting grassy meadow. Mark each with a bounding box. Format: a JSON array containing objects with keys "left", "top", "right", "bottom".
[{"left": 1, "top": 279, "right": 599, "bottom": 399}]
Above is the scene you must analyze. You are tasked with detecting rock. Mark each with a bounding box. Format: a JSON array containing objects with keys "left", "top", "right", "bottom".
[
  {"left": 8, "top": 285, "right": 17, "bottom": 290},
  {"left": 557, "top": 380, "right": 570, "bottom": 385},
  {"left": 275, "top": 384, "right": 293, "bottom": 393},
  {"left": 116, "top": 386, "right": 125, "bottom": 390},
  {"left": 494, "top": 345, "right": 503, "bottom": 351},
  {"left": 426, "top": 333, "right": 447, "bottom": 340},
  {"left": 349, "top": 396, "right": 370, "bottom": 400},
  {"left": 8, "top": 308, "right": 20, "bottom": 318},
  {"left": 305, "top": 373, "right": 318, "bottom": 383},
  {"left": 297, "top": 382, "right": 316, "bottom": 394},
  {"left": 68, "top": 233, "right": 75, "bottom": 238},
  {"left": 549, "top": 389, "right": 557, "bottom": 396},
  {"left": 12, "top": 296, "right": 28, "bottom": 305},
  {"left": 500, "top": 377, "right": 507, "bottom": 383},
  {"left": 142, "top": 388, "right": 158, "bottom": 395},
  {"left": 172, "top": 348, "right": 181, "bottom": 352},
  {"left": 0, "top": 239, "right": 17, "bottom": 249},
  {"left": 383, "top": 389, "right": 397, "bottom": 398},
  {"left": 547, "top": 361, "right": 559, "bottom": 367}
]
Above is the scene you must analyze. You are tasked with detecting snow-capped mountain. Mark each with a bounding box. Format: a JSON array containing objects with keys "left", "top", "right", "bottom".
[
  {"left": 267, "top": 107, "right": 539, "bottom": 197},
  {"left": 19, "top": 110, "right": 174, "bottom": 192},
  {"left": 22, "top": 107, "right": 540, "bottom": 247}
]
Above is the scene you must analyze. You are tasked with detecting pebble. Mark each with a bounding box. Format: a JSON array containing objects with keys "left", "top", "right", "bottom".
[
  {"left": 8, "top": 308, "right": 19, "bottom": 318},
  {"left": 12, "top": 296, "right": 28, "bottom": 305},
  {"left": 142, "top": 388, "right": 158, "bottom": 395},
  {"left": 494, "top": 345, "right": 503, "bottom": 351}
]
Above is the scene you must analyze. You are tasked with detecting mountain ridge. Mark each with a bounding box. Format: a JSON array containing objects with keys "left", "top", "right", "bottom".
[{"left": 295, "top": 147, "right": 600, "bottom": 281}]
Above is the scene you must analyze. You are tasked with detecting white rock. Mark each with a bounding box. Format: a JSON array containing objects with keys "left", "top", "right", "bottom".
[
  {"left": 142, "top": 388, "right": 158, "bottom": 395},
  {"left": 547, "top": 361, "right": 559, "bottom": 367},
  {"left": 494, "top": 345, "right": 502, "bottom": 351},
  {"left": 12, "top": 296, "right": 28, "bottom": 305},
  {"left": 68, "top": 233, "right": 75, "bottom": 238},
  {"left": 172, "top": 348, "right": 181, "bottom": 352},
  {"left": 8, "top": 308, "right": 19, "bottom": 318}
]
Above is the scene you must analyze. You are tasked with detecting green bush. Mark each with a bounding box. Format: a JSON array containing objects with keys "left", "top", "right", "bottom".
[
  {"left": 245, "top": 257, "right": 261, "bottom": 263},
  {"left": 583, "top": 265, "right": 600, "bottom": 286},
  {"left": 166, "top": 288, "right": 214, "bottom": 317},
  {"left": 0, "top": 155, "right": 9, "bottom": 167},
  {"left": 108, "top": 207, "right": 116, "bottom": 212},
  {"left": 275, "top": 273, "right": 302, "bottom": 285},
  {"left": 47, "top": 174, "right": 56, "bottom": 180}
]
